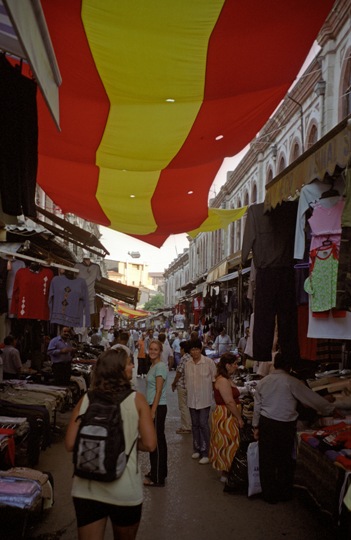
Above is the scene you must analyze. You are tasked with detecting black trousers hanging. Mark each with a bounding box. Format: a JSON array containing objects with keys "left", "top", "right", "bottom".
[{"left": 253, "top": 267, "right": 299, "bottom": 364}]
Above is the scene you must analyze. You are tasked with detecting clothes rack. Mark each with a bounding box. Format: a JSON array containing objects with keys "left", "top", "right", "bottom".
[{"left": 0, "top": 249, "right": 79, "bottom": 274}]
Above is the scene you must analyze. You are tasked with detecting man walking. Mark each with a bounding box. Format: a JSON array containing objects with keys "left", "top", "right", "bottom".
[{"left": 185, "top": 339, "right": 216, "bottom": 464}]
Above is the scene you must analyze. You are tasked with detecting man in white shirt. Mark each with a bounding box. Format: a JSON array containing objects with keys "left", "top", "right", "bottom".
[
  {"left": 184, "top": 339, "right": 217, "bottom": 464},
  {"left": 213, "top": 327, "right": 232, "bottom": 356}
]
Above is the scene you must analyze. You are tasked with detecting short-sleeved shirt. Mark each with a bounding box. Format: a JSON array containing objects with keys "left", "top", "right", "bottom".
[
  {"left": 175, "top": 352, "right": 191, "bottom": 389},
  {"left": 146, "top": 362, "right": 168, "bottom": 406},
  {"left": 2, "top": 345, "right": 22, "bottom": 375},
  {"left": 185, "top": 355, "right": 216, "bottom": 409}
]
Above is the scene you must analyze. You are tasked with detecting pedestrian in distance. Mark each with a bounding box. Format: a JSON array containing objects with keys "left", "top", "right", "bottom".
[
  {"left": 213, "top": 326, "right": 232, "bottom": 357},
  {"left": 209, "top": 353, "right": 244, "bottom": 483},
  {"left": 171, "top": 340, "right": 192, "bottom": 434},
  {"left": 65, "top": 348, "right": 156, "bottom": 540},
  {"left": 136, "top": 332, "right": 148, "bottom": 378},
  {"left": 144, "top": 339, "right": 168, "bottom": 487}
]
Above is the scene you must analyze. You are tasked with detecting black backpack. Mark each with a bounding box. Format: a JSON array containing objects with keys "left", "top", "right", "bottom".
[{"left": 73, "top": 388, "right": 136, "bottom": 482}]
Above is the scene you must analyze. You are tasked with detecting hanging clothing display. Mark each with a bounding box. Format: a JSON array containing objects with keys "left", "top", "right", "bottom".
[
  {"left": 0, "top": 259, "right": 8, "bottom": 315},
  {"left": 336, "top": 167, "right": 351, "bottom": 311},
  {"left": 48, "top": 274, "right": 90, "bottom": 327},
  {"left": 294, "top": 177, "right": 345, "bottom": 260},
  {"left": 242, "top": 201, "right": 299, "bottom": 363},
  {"left": 99, "top": 305, "right": 115, "bottom": 329},
  {"left": 74, "top": 261, "right": 102, "bottom": 314},
  {"left": 304, "top": 245, "right": 341, "bottom": 314},
  {"left": 6, "top": 259, "right": 25, "bottom": 316},
  {"left": 10, "top": 266, "right": 54, "bottom": 320},
  {"left": 0, "top": 54, "right": 38, "bottom": 217}
]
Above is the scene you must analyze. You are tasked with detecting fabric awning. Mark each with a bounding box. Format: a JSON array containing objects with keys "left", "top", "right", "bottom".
[
  {"left": 206, "top": 261, "right": 228, "bottom": 284},
  {"left": 34, "top": 206, "right": 109, "bottom": 258},
  {"left": 216, "top": 266, "right": 251, "bottom": 283},
  {"left": 264, "top": 117, "right": 351, "bottom": 210},
  {"left": 116, "top": 304, "right": 150, "bottom": 319},
  {"left": 35, "top": 0, "right": 334, "bottom": 247},
  {"left": 95, "top": 277, "right": 139, "bottom": 306}
]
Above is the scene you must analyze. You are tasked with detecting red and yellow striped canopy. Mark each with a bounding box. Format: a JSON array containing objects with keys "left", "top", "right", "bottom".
[{"left": 37, "top": 0, "right": 333, "bottom": 247}]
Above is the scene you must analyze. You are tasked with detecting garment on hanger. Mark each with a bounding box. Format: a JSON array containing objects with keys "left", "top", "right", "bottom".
[
  {"left": 0, "top": 259, "right": 8, "bottom": 315},
  {"left": 308, "top": 199, "right": 344, "bottom": 253},
  {"left": 48, "top": 274, "right": 90, "bottom": 327},
  {"left": 99, "top": 305, "right": 115, "bottom": 329},
  {"left": 74, "top": 261, "right": 102, "bottom": 314},
  {"left": 336, "top": 168, "right": 351, "bottom": 311},
  {"left": 10, "top": 266, "right": 54, "bottom": 320},
  {"left": 294, "top": 177, "right": 345, "bottom": 260},
  {"left": 242, "top": 202, "right": 299, "bottom": 364},
  {"left": 304, "top": 245, "right": 342, "bottom": 314},
  {"left": 0, "top": 54, "right": 37, "bottom": 217},
  {"left": 6, "top": 259, "right": 25, "bottom": 315}
]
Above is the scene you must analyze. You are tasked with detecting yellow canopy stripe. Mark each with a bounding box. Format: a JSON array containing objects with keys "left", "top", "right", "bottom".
[
  {"left": 187, "top": 207, "right": 248, "bottom": 238},
  {"left": 82, "top": 0, "right": 225, "bottom": 233}
]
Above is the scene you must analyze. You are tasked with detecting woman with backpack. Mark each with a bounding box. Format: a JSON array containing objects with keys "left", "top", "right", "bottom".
[
  {"left": 65, "top": 348, "right": 156, "bottom": 540},
  {"left": 143, "top": 339, "right": 168, "bottom": 487}
]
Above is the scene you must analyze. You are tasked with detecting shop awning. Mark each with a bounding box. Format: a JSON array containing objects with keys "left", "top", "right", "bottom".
[
  {"left": 34, "top": 1, "right": 334, "bottom": 247},
  {"left": 264, "top": 117, "right": 351, "bottom": 210},
  {"left": 95, "top": 277, "right": 139, "bottom": 306},
  {"left": 34, "top": 206, "right": 109, "bottom": 258},
  {"left": 116, "top": 304, "right": 150, "bottom": 319},
  {"left": 206, "top": 261, "right": 228, "bottom": 284},
  {"left": 216, "top": 266, "right": 251, "bottom": 283}
]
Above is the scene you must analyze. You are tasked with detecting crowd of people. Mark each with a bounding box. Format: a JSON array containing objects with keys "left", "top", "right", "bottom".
[{"left": 1, "top": 323, "right": 344, "bottom": 540}]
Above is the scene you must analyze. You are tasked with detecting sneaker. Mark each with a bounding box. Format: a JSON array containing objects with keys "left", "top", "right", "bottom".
[
  {"left": 191, "top": 452, "right": 200, "bottom": 459},
  {"left": 220, "top": 475, "right": 228, "bottom": 483},
  {"left": 199, "top": 457, "right": 209, "bottom": 465}
]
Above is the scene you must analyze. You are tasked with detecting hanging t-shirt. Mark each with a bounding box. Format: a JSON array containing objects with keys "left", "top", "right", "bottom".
[
  {"left": 99, "top": 305, "right": 115, "bottom": 329},
  {"left": 6, "top": 259, "right": 25, "bottom": 315},
  {"left": 48, "top": 275, "right": 90, "bottom": 327},
  {"left": 74, "top": 262, "right": 102, "bottom": 314},
  {"left": 308, "top": 199, "right": 344, "bottom": 252},
  {"left": 10, "top": 266, "right": 54, "bottom": 320},
  {"left": 304, "top": 245, "right": 339, "bottom": 312}
]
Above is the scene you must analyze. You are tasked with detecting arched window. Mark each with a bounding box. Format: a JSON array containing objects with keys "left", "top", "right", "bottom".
[
  {"left": 251, "top": 183, "right": 257, "bottom": 204},
  {"left": 244, "top": 192, "right": 249, "bottom": 206},
  {"left": 236, "top": 198, "right": 242, "bottom": 251},
  {"left": 341, "top": 51, "right": 351, "bottom": 119},
  {"left": 277, "top": 155, "right": 286, "bottom": 174},
  {"left": 307, "top": 124, "right": 318, "bottom": 149},
  {"left": 291, "top": 142, "right": 300, "bottom": 163},
  {"left": 266, "top": 167, "right": 273, "bottom": 185}
]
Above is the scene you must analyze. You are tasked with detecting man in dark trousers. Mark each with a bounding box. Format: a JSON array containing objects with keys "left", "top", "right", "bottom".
[
  {"left": 252, "top": 352, "right": 342, "bottom": 504},
  {"left": 47, "top": 326, "right": 76, "bottom": 386}
]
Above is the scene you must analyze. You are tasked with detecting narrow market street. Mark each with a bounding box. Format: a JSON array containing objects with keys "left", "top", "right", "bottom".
[{"left": 16, "top": 362, "right": 339, "bottom": 540}]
